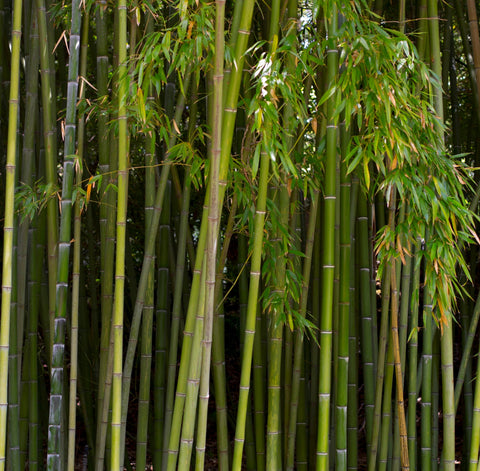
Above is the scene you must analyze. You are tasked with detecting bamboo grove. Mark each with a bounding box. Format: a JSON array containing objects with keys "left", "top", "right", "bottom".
[{"left": 3, "top": 0, "right": 480, "bottom": 469}]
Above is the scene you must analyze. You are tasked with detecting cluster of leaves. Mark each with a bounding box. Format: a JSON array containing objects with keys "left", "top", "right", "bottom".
[
  {"left": 261, "top": 196, "right": 305, "bottom": 332},
  {"left": 15, "top": 182, "right": 59, "bottom": 222},
  {"left": 324, "top": 5, "right": 477, "bottom": 323},
  {"left": 247, "top": 33, "right": 309, "bottom": 180}
]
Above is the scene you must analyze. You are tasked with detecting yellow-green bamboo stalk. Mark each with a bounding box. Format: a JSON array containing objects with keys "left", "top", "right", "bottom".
[
  {"left": 195, "top": 0, "right": 225, "bottom": 466},
  {"left": 211, "top": 190, "right": 238, "bottom": 471},
  {"left": 177, "top": 260, "right": 207, "bottom": 470},
  {"left": 110, "top": 0, "right": 128, "bottom": 468},
  {"left": 0, "top": 0, "right": 22, "bottom": 468},
  {"left": 232, "top": 148, "right": 270, "bottom": 470}
]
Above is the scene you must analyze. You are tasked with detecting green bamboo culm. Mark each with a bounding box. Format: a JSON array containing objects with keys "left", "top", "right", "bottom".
[
  {"left": 94, "top": 2, "right": 115, "bottom": 466},
  {"left": 111, "top": 0, "right": 128, "bottom": 468},
  {"left": 67, "top": 9, "right": 89, "bottom": 470},
  {"left": 135, "top": 125, "right": 156, "bottom": 471},
  {"left": 35, "top": 0, "right": 59, "bottom": 360},
  {"left": 46, "top": 1, "right": 81, "bottom": 469},
  {"left": 232, "top": 149, "right": 271, "bottom": 470},
  {"left": 427, "top": 0, "right": 455, "bottom": 467},
  {"left": 0, "top": 0, "right": 22, "bottom": 467},
  {"left": 265, "top": 0, "right": 283, "bottom": 468},
  {"left": 195, "top": 0, "right": 225, "bottom": 467},
  {"left": 336, "top": 121, "right": 351, "bottom": 471},
  {"left": 316, "top": 12, "right": 338, "bottom": 471}
]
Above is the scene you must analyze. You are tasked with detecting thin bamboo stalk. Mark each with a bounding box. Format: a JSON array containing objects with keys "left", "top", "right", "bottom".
[
  {"left": 161, "top": 172, "right": 191, "bottom": 468},
  {"left": 335, "top": 121, "right": 351, "bottom": 471},
  {"left": 232, "top": 148, "right": 270, "bottom": 470},
  {"left": 357, "top": 192, "right": 375, "bottom": 453},
  {"left": 378, "top": 337, "right": 394, "bottom": 471},
  {"left": 136, "top": 76, "right": 157, "bottom": 471},
  {"left": 0, "top": 0, "right": 22, "bottom": 469},
  {"left": 252, "top": 299, "right": 266, "bottom": 471},
  {"left": 195, "top": 0, "right": 225, "bottom": 466},
  {"left": 211, "top": 190, "right": 237, "bottom": 471},
  {"left": 152, "top": 178, "right": 171, "bottom": 469},
  {"left": 35, "top": 0, "right": 58, "bottom": 360},
  {"left": 15, "top": 9, "right": 40, "bottom": 459},
  {"left": 452, "top": 0, "right": 480, "bottom": 124},
  {"left": 267, "top": 185, "right": 288, "bottom": 471},
  {"left": 67, "top": 8, "right": 88, "bottom": 470},
  {"left": 468, "top": 338, "right": 480, "bottom": 469},
  {"left": 110, "top": 0, "right": 128, "bottom": 467},
  {"left": 407, "top": 240, "right": 422, "bottom": 471},
  {"left": 7, "top": 211, "right": 19, "bottom": 471},
  {"left": 367, "top": 268, "right": 391, "bottom": 471},
  {"left": 421, "top": 302, "right": 434, "bottom": 471},
  {"left": 286, "top": 189, "right": 319, "bottom": 471},
  {"left": 347, "top": 176, "right": 359, "bottom": 471},
  {"left": 466, "top": 0, "right": 480, "bottom": 111},
  {"left": 94, "top": 3, "right": 115, "bottom": 466},
  {"left": 28, "top": 214, "right": 42, "bottom": 471},
  {"left": 177, "top": 260, "right": 207, "bottom": 471}
]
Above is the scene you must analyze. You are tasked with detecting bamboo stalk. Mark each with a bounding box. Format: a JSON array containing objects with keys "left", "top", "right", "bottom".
[
  {"left": 35, "top": 0, "right": 58, "bottom": 361},
  {"left": 162, "top": 172, "right": 191, "bottom": 468},
  {"left": 407, "top": 240, "right": 422, "bottom": 471},
  {"left": 110, "top": 0, "right": 128, "bottom": 467},
  {"left": 47, "top": 2, "right": 82, "bottom": 468},
  {"left": 286, "top": 189, "right": 320, "bottom": 471},
  {"left": 0, "top": 0, "right": 22, "bottom": 469},
  {"left": 195, "top": 0, "right": 225, "bottom": 466},
  {"left": 232, "top": 149, "right": 270, "bottom": 470},
  {"left": 67, "top": 8, "right": 89, "bottom": 470},
  {"left": 317, "top": 17, "right": 338, "bottom": 469},
  {"left": 335, "top": 120, "right": 351, "bottom": 471}
]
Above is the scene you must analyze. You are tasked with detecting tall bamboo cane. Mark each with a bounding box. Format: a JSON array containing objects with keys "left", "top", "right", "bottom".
[
  {"left": 317, "top": 12, "right": 338, "bottom": 470},
  {"left": 162, "top": 171, "right": 191, "bottom": 468},
  {"left": 0, "top": 0, "right": 22, "bottom": 467},
  {"left": 407, "top": 240, "right": 422, "bottom": 471},
  {"left": 335, "top": 120, "right": 351, "bottom": 471},
  {"left": 94, "top": 3, "right": 116, "bottom": 465},
  {"left": 67, "top": 9, "right": 88, "bottom": 470},
  {"left": 177, "top": 260, "right": 207, "bottom": 471},
  {"left": 46, "top": 2, "right": 81, "bottom": 468},
  {"left": 136, "top": 33, "right": 157, "bottom": 464},
  {"left": 13, "top": 9, "right": 40, "bottom": 471},
  {"left": 286, "top": 189, "right": 320, "bottom": 470},
  {"left": 232, "top": 148, "right": 270, "bottom": 470},
  {"left": 195, "top": 0, "right": 225, "bottom": 466},
  {"left": 267, "top": 185, "right": 288, "bottom": 471},
  {"left": 427, "top": 0, "right": 456, "bottom": 467},
  {"left": 110, "top": 0, "right": 128, "bottom": 468},
  {"left": 35, "top": 0, "right": 58, "bottom": 360}
]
